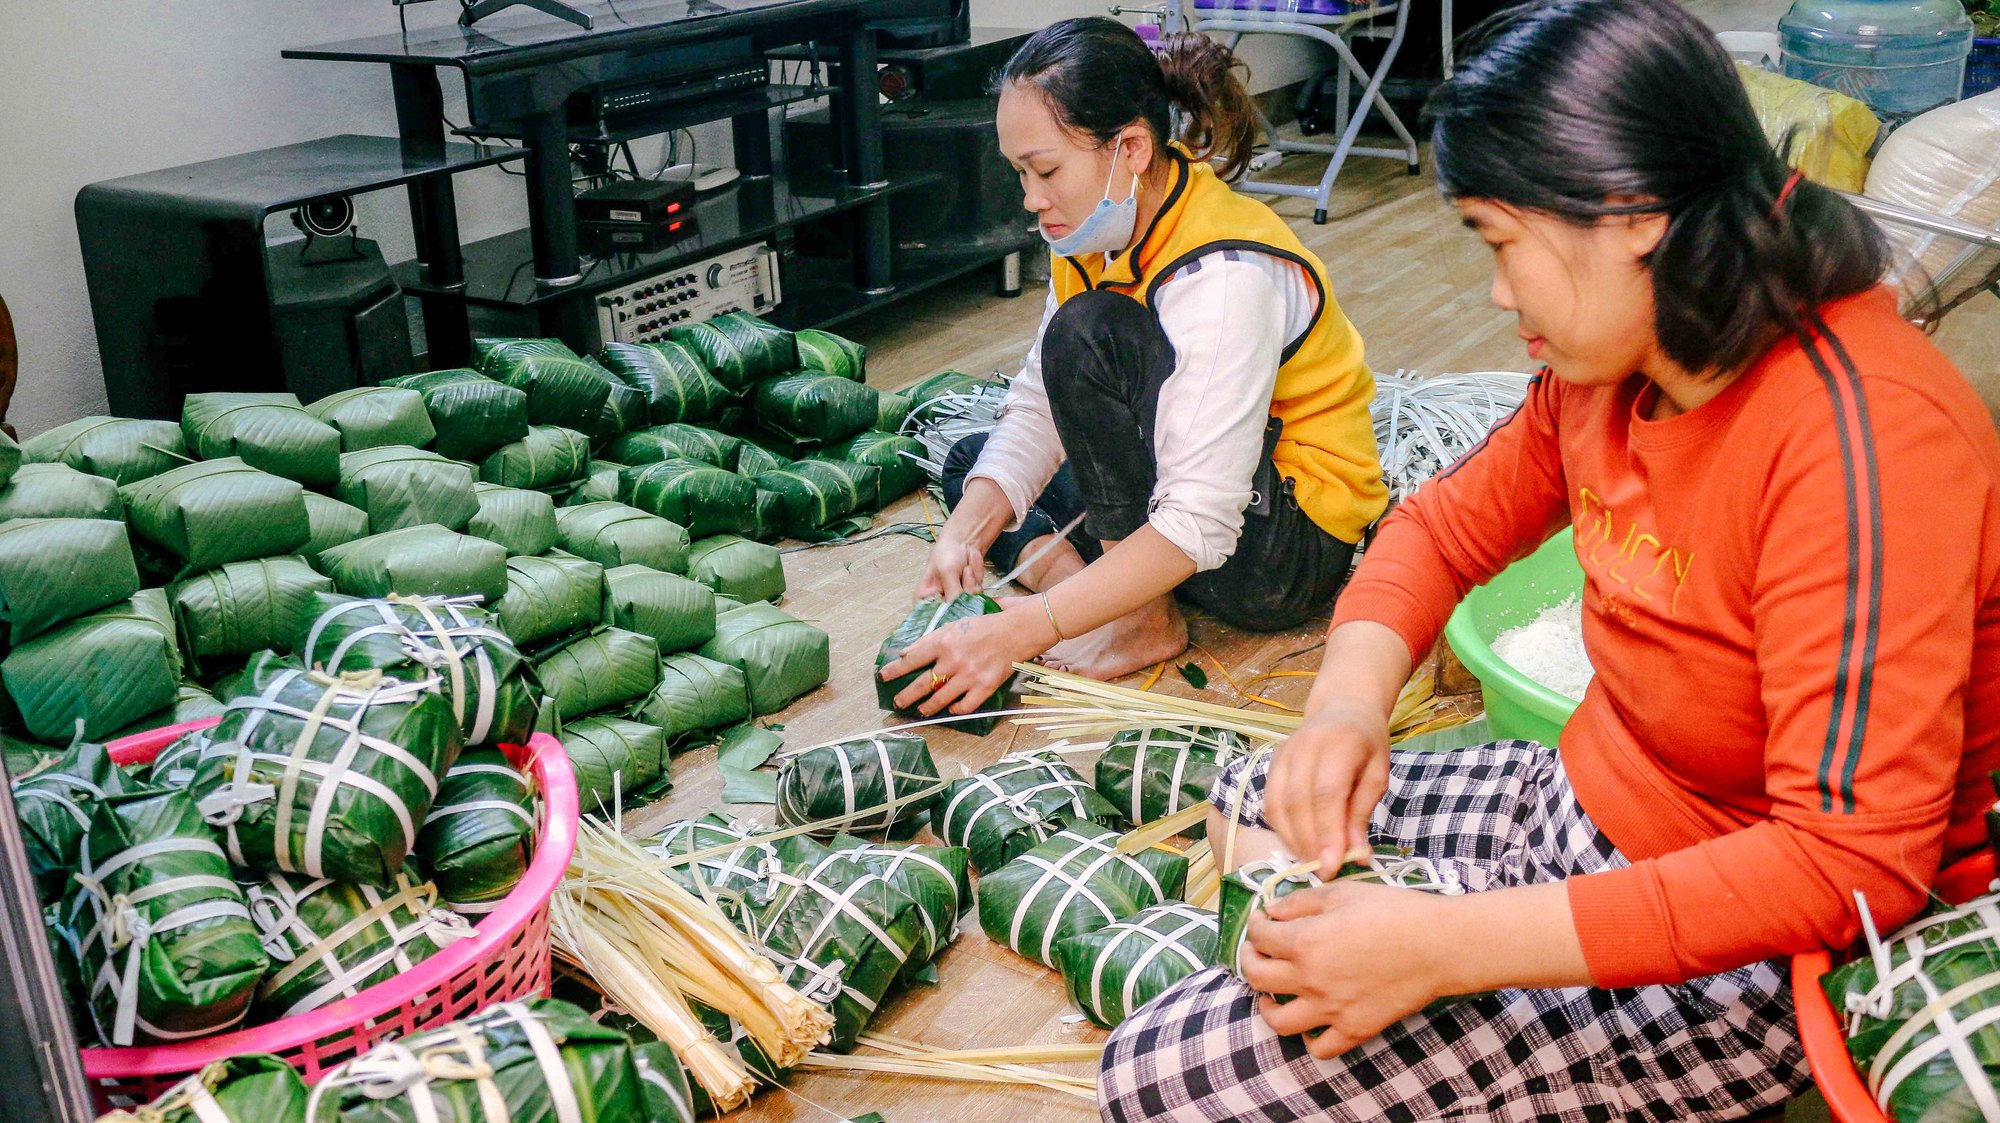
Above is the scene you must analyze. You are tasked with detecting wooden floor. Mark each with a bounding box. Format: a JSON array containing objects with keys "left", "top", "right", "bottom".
[{"left": 621, "top": 139, "right": 2000, "bottom": 1122}]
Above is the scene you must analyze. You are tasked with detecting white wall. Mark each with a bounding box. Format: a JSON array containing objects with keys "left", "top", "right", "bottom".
[{"left": 0, "top": 1, "right": 1318, "bottom": 438}]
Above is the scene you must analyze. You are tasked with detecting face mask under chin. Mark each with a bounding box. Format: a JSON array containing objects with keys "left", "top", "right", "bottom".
[{"left": 1045, "top": 144, "right": 1142, "bottom": 257}]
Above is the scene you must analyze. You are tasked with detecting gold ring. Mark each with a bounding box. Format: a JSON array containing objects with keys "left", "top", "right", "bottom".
[{"left": 930, "top": 671, "right": 947, "bottom": 689}]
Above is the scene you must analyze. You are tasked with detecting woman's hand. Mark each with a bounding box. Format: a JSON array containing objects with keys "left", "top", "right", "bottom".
[
  {"left": 1263, "top": 699, "right": 1391, "bottom": 872},
  {"left": 881, "top": 596, "right": 1052, "bottom": 716},
  {"left": 917, "top": 535, "right": 987, "bottom": 601},
  {"left": 1239, "top": 882, "right": 1453, "bottom": 1059}
]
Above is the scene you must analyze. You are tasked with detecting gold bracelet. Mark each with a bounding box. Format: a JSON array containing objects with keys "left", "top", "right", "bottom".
[{"left": 1042, "top": 592, "right": 1069, "bottom": 644}]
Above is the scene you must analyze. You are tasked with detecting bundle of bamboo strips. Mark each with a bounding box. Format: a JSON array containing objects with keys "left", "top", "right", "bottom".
[
  {"left": 796, "top": 1032, "right": 1101, "bottom": 1101},
  {"left": 1014, "top": 663, "right": 1465, "bottom": 746},
  {"left": 553, "top": 820, "right": 836, "bottom": 1109}
]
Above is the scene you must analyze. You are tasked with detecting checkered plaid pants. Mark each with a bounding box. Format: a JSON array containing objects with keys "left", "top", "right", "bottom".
[{"left": 1097, "top": 741, "right": 1808, "bottom": 1122}]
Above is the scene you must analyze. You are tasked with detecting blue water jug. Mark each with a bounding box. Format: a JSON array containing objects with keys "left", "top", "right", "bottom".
[{"left": 1779, "top": 0, "right": 1973, "bottom": 120}]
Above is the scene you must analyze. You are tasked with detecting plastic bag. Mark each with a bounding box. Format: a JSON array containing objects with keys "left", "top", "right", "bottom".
[{"left": 1865, "top": 90, "right": 2000, "bottom": 315}]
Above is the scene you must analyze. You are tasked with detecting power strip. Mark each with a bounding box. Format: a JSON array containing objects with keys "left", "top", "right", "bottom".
[{"left": 594, "top": 242, "right": 781, "bottom": 345}]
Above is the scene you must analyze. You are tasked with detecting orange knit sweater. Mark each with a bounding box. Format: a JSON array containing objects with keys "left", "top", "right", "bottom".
[{"left": 1332, "top": 287, "right": 2000, "bottom": 986}]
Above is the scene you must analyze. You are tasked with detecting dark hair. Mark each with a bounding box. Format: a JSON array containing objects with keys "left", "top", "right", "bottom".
[
  {"left": 1427, "top": 0, "right": 1888, "bottom": 375},
  {"left": 998, "top": 17, "right": 1261, "bottom": 182}
]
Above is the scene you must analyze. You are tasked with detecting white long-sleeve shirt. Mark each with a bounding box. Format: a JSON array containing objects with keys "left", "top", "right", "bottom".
[{"left": 967, "top": 250, "right": 1321, "bottom": 572}]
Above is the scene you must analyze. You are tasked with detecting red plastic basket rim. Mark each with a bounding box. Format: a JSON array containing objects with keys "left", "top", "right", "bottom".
[
  {"left": 79, "top": 717, "right": 578, "bottom": 1080},
  {"left": 1792, "top": 849, "right": 1996, "bottom": 1123}
]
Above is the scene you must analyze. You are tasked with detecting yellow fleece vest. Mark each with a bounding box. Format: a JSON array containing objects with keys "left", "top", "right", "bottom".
[{"left": 1050, "top": 149, "right": 1387, "bottom": 544}]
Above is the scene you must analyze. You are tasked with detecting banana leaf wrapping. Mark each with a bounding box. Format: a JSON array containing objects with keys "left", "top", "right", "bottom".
[
  {"left": 1054, "top": 902, "right": 1220, "bottom": 1029},
  {"left": 653, "top": 814, "right": 783, "bottom": 906},
  {"left": 1094, "top": 726, "right": 1252, "bottom": 836},
  {"left": 480, "top": 425, "right": 593, "bottom": 491},
  {"left": 334, "top": 447, "right": 479, "bottom": 533},
  {"left": 416, "top": 749, "right": 537, "bottom": 915},
  {"left": 181, "top": 393, "right": 342, "bottom": 487},
  {"left": 751, "top": 461, "right": 876, "bottom": 541},
  {"left": 23, "top": 416, "right": 186, "bottom": 485},
  {"left": 619, "top": 459, "right": 757, "bottom": 540},
  {"left": 938, "top": 750, "right": 1123, "bottom": 873},
  {"left": 488, "top": 354, "right": 616, "bottom": 434},
  {"left": 743, "top": 856, "right": 926, "bottom": 1051},
  {"left": 555, "top": 500, "right": 691, "bottom": 573},
  {"left": 0, "top": 462, "right": 121, "bottom": 521},
  {"left": 169, "top": 556, "right": 334, "bottom": 670},
  {"left": 747, "top": 489, "right": 784, "bottom": 544},
  {"left": 468, "top": 483, "right": 561, "bottom": 556},
  {"left": 298, "top": 594, "right": 541, "bottom": 747},
  {"left": 3, "top": 589, "right": 183, "bottom": 742},
  {"left": 876, "top": 594, "right": 1014, "bottom": 735},
  {"left": 1219, "top": 849, "right": 1463, "bottom": 976},
  {"left": 96, "top": 1053, "right": 308, "bottom": 1123},
  {"left": 603, "top": 423, "right": 743, "bottom": 470},
  {"left": 562, "top": 459, "right": 627, "bottom": 507},
  {"left": 383, "top": 369, "right": 531, "bottom": 461},
  {"left": 698, "top": 602, "right": 829, "bottom": 716},
  {"left": 904, "top": 370, "right": 1006, "bottom": 425},
  {"left": 751, "top": 374, "right": 878, "bottom": 446},
  {"left": 977, "top": 826, "right": 1189, "bottom": 969},
  {"left": 665, "top": 312, "right": 798, "bottom": 393},
  {"left": 597, "top": 341, "right": 729, "bottom": 425},
  {"left": 0, "top": 427, "right": 27, "bottom": 485},
  {"left": 533, "top": 626, "right": 662, "bottom": 722},
  {"left": 814, "top": 432, "right": 926, "bottom": 505},
  {"left": 630, "top": 652, "right": 749, "bottom": 740},
  {"left": 559, "top": 715, "right": 670, "bottom": 816},
  {"left": 110, "top": 684, "right": 228, "bottom": 744},
  {"left": 245, "top": 869, "right": 473, "bottom": 1020},
  {"left": 827, "top": 835, "right": 972, "bottom": 975},
  {"left": 875, "top": 392, "right": 913, "bottom": 434},
  {"left": 302, "top": 493, "right": 371, "bottom": 565},
  {"left": 633, "top": 1039, "right": 698, "bottom": 1123},
  {"left": 685, "top": 535, "right": 786, "bottom": 603},
  {"left": 318, "top": 525, "right": 509, "bottom": 603},
  {"left": 15, "top": 736, "right": 130, "bottom": 902},
  {"left": 793, "top": 328, "right": 867, "bottom": 383},
  {"left": 597, "top": 378, "right": 650, "bottom": 440},
  {"left": 62, "top": 786, "right": 268, "bottom": 1045},
  {"left": 206, "top": 650, "right": 301, "bottom": 707},
  {"left": 1823, "top": 891, "right": 2000, "bottom": 1123},
  {"left": 494, "top": 552, "right": 604, "bottom": 648},
  {"left": 476, "top": 337, "right": 579, "bottom": 366},
  {"left": 306, "top": 387, "right": 437, "bottom": 451},
  {"left": 775, "top": 734, "right": 940, "bottom": 837},
  {"left": 603, "top": 564, "right": 716, "bottom": 654},
  {"left": 735, "top": 442, "right": 792, "bottom": 479},
  {"left": 149, "top": 727, "right": 214, "bottom": 788},
  {"left": 305, "top": 998, "right": 648, "bottom": 1123},
  {"left": 0, "top": 516, "right": 141, "bottom": 645},
  {"left": 120, "top": 458, "right": 311, "bottom": 576},
  {"left": 187, "top": 666, "right": 463, "bottom": 885}
]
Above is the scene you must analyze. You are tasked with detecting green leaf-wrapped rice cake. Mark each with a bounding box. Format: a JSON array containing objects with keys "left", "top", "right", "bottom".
[
  {"left": 467, "top": 483, "right": 561, "bottom": 557},
  {"left": 306, "top": 386, "right": 436, "bottom": 451},
  {"left": 493, "top": 552, "right": 604, "bottom": 648},
  {"left": 620, "top": 459, "right": 757, "bottom": 540},
  {"left": 685, "top": 535, "right": 786, "bottom": 603},
  {"left": 665, "top": 312, "right": 797, "bottom": 393},
  {"left": 698, "top": 603, "right": 829, "bottom": 717},
  {"left": 181, "top": 392, "right": 341, "bottom": 487},
  {"left": 416, "top": 749, "right": 537, "bottom": 915},
  {"left": 383, "top": 369, "right": 530, "bottom": 461},
  {"left": 0, "top": 516, "right": 142, "bottom": 645},
  {"left": 630, "top": 653, "right": 749, "bottom": 741},
  {"left": 245, "top": 869, "right": 473, "bottom": 1019},
  {"left": 334, "top": 446, "right": 479, "bottom": 533},
  {"left": 603, "top": 564, "right": 716, "bottom": 654},
  {"left": 479, "top": 425, "right": 593, "bottom": 491},
  {"left": 1054, "top": 902, "right": 1219, "bottom": 1029},
  {"left": 188, "top": 666, "right": 463, "bottom": 885},
  {"left": 603, "top": 423, "right": 742, "bottom": 470},
  {"left": 556, "top": 500, "right": 691, "bottom": 573},
  {"left": 62, "top": 786, "right": 268, "bottom": 1045},
  {"left": 169, "top": 556, "right": 334, "bottom": 670},
  {"left": 937, "top": 750, "right": 1122, "bottom": 873},
  {"left": 120, "top": 458, "right": 310, "bottom": 576},
  {"left": 3, "top": 589, "right": 183, "bottom": 742},
  {"left": 1093, "top": 725, "right": 1252, "bottom": 837},
  {"left": 775, "top": 734, "right": 940, "bottom": 837},
  {"left": 559, "top": 715, "right": 671, "bottom": 816},
  {"left": 876, "top": 593, "right": 1015, "bottom": 734},
  {"left": 23, "top": 415, "right": 186, "bottom": 485},
  {"left": 533, "top": 627, "right": 662, "bottom": 722},
  {"left": 596, "top": 341, "right": 729, "bottom": 425},
  {"left": 751, "top": 373, "right": 877, "bottom": 446},
  {"left": 0, "top": 462, "right": 122, "bottom": 521},
  {"left": 977, "top": 827, "right": 1188, "bottom": 968},
  {"left": 317, "top": 525, "right": 509, "bottom": 602}
]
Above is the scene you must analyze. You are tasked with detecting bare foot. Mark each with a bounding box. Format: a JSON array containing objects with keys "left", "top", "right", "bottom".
[{"left": 1041, "top": 596, "right": 1189, "bottom": 681}]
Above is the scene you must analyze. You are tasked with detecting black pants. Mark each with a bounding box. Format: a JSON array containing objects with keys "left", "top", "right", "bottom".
[{"left": 941, "top": 288, "right": 1355, "bottom": 632}]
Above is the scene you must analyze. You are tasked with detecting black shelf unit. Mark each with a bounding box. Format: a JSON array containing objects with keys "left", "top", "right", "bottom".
[
  {"left": 287, "top": 0, "right": 923, "bottom": 354},
  {"left": 397, "top": 168, "right": 940, "bottom": 309}
]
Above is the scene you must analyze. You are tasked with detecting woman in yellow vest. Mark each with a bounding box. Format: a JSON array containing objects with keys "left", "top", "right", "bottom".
[{"left": 882, "top": 17, "right": 1386, "bottom": 718}]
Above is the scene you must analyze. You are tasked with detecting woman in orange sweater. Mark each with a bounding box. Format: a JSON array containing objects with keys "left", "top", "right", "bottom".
[{"left": 1098, "top": 1, "right": 2000, "bottom": 1119}]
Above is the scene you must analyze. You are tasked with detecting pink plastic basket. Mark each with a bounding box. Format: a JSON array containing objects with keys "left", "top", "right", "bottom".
[
  {"left": 80, "top": 718, "right": 579, "bottom": 1108},
  {"left": 1792, "top": 849, "right": 1996, "bottom": 1122}
]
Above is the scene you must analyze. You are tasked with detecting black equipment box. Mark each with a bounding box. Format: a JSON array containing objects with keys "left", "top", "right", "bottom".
[{"left": 575, "top": 178, "right": 696, "bottom": 227}]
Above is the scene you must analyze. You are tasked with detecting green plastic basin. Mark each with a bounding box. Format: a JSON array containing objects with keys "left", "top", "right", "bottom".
[{"left": 1441, "top": 527, "right": 1584, "bottom": 746}]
